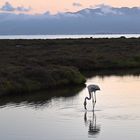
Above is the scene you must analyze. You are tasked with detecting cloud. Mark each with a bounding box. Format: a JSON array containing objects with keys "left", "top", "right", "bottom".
[
  {"left": 73, "top": 2, "right": 82, "bottom": 7},
  {"left": 0, "top": 2, "right": 31, "bottom": 12},
  {"left": 1, "top": 2, "right": 15, "bottom": 11},
  {"left": 97, "top": 4, "right": 117, "bottom": 14},
  {"left": 16, "top": 6, "right": 31, "bottom": 12},
  {"left": 0, "top": 6, "right": 140, "bottom": 35},
  {"left": 95, "top": 4, "right": 122, "bottom": 15}
]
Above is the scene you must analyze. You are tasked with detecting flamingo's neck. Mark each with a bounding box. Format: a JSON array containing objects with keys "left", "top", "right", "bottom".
[{"left": 86, "top": 91, "right": 92, "bottom": 100}]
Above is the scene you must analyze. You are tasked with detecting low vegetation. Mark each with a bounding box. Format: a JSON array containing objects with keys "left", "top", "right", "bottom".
[{"left": 0, "top": 37, "right": 140, "bottom": 95}]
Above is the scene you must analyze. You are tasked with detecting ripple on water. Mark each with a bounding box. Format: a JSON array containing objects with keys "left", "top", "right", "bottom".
[{"left": 101, "top": 114, "right": 140, "bottom": 120}]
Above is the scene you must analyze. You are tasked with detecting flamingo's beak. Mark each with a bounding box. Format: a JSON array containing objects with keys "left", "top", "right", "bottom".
[{"left": 84, "top": 100, "right": 87, "bottom": 110}]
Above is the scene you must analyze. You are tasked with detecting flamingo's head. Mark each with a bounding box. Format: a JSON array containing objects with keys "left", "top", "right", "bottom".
[{"left": 84, "top": 99, "right": 87, "bottom": 110}]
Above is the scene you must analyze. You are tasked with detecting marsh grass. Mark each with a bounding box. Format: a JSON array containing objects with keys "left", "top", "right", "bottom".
[{"left": 0, "top": 38, "right": 140, "bottom": 95}]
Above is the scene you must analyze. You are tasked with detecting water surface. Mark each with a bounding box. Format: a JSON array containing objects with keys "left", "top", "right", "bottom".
[
  {"left": 0, "top": 34, "right": 140, "bottom": 39},
  {"left": 0, "top": 74, "right": 140, "bottom": 140}
]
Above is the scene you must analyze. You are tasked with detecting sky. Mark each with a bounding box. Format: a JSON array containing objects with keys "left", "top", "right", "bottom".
[{"left": 0, "top": 0, "right": 140, "bottom": 14}]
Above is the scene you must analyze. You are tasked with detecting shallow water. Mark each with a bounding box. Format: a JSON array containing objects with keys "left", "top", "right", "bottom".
[
  {"left": 0, "top": 75, "right": 140, "bottom": 140},
  {"left": 0, "top": 34, "right": 140, "bottom": 39}
]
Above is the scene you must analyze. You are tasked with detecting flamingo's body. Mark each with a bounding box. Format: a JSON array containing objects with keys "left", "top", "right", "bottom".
[{"left": 84, "top": 84, "right": 100, "bottom": 110}]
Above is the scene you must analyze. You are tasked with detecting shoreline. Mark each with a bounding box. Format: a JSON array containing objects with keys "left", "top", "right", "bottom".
[{"left": 0, "top": 34, "right": 140, "bottom": 40}]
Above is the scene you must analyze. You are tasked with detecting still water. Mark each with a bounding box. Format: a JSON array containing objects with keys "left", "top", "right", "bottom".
[
  {"left": 0, "top": 34, "right": 140, "bottom": 39},
  {"left": 0, "top": 74, "right": 140, "bottom": 140}
]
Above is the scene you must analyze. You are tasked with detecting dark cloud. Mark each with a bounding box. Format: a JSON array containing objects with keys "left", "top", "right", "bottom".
[
  {"left": 72, "top": 2, "right": 82, "bottom": 7},
  {"left": 0, "top": 6, "right": 140, "bottom": 35},
  {"left": 1, "top": 2, "right": 15, "bottom": 11},
  {"left": 0, "top": 2, "right": 31, "bottom": 12}
]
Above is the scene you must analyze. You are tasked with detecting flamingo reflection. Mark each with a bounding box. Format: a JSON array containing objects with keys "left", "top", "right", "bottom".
[{"left": 84, "top": 111, "right": 101, "bottom": 138}]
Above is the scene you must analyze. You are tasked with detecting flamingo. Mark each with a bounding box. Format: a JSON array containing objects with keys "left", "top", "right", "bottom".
[{"left": 84, "top": 84, "right": 100, "bottom": 110}]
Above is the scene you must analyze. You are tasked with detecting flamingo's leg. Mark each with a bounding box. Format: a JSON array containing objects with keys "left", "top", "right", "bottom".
[
  {"left": 91, "top": 93, "right": 95, "bottom": 110},
  {"left": 94, "top": 92, "right": 96, "bottom": 103}
]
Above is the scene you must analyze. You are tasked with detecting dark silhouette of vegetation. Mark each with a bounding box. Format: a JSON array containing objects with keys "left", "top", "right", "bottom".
[{"left": 0, "top": 37, "right": 140, "bottom": 95}]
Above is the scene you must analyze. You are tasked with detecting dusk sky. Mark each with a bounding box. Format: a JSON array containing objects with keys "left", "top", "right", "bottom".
[{"left": 0, "top": 0, "right": 140, "bottom": 14}]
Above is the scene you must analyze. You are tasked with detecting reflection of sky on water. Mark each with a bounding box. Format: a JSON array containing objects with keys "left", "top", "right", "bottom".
[
  {"left": 0, "top": 75, "right": 140, "bottom": 140},
  {"left": 86, "top": 75, "right": 140, "bottom": 120}
]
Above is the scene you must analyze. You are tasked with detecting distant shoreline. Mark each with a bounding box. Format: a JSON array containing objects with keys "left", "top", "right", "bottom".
[
  {"left": 0, "top": 38, "right": 140, "bottom": 95},
  {"left": 0, "top": 34, "right": 140, "bottom": 40}
]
